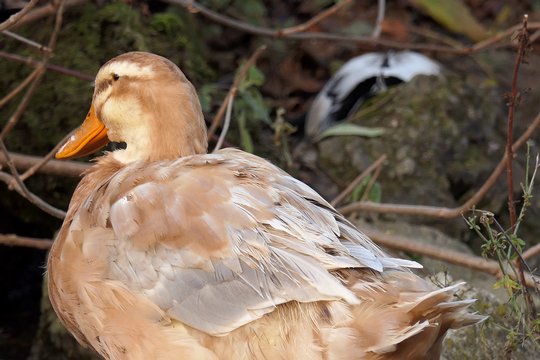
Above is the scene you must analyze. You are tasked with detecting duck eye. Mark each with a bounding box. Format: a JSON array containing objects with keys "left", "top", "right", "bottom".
[{"left": 112, "top": 73, "right": 120, "bottom": 81}]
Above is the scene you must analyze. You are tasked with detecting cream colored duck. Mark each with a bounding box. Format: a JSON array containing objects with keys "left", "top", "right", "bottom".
[{"left": 49, "top": 52, "right": 482, "bottom": 360}]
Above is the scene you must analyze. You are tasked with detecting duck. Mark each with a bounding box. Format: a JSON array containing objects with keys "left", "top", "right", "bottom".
[{"left": 48, "top": 51, "right": 483, "bottom": 360}]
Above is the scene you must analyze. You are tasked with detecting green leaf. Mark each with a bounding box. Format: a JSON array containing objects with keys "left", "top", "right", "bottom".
[
  {"left": 314, "top": 123, "right": 385, "bottom": 142},
  {"left": 368, "top": 182, "right": 382, "bottom": 203},
  {"left": 349, "top": 180, "right": 368, "bottom": 203},
  {"left": 493, "top": 274, "right": 520, "bottom": 294},
  {"left": 347, "top": 176, "right": 382, "bottom": 203},
  {"left": 410, "top": 0, "right": 488, "bottom": 41},
  {"left": 237, "top": 112, "right": 254, "bottom": 153},
  {"left": 239, "top": 65, "right": 265, "bottom": 90},
  {"left": 198, "top": 84, "right": 219, "bottom": 113},
  {"left": 240, "top": 89, "right": 271, "bottom": 124}
]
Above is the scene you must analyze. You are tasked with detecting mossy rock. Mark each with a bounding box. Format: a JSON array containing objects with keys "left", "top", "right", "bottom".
[{"left": 318, "top": 74, "right": 506, "bottom": 211}]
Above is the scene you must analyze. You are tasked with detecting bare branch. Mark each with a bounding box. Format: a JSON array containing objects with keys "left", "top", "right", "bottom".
[
  {"left": 372, "top": 0, "right": 386, "bottom": 38},
  {"left": 207, "top": 45, "right": 267, "bottom": 141},
  {"left": 1, "top": 30, "right": 52, "bottom": 53},
  {"left": 506, "top": 15, "right": 529, "bottom": 231},
  {"left": 505, "top": 15, "right": 534, "bottom": 316},
  {"left": 278, "top": 0, "right": 352, "bottom": 36},
  {"left": 0, "top": 0, "right": 39, "bottom": 31},
  {"left": 0, "top": 151, "right": 89, "bottom": 177},
  {"left": 0, "top": 233, "right": 53, "bottom": 250}
]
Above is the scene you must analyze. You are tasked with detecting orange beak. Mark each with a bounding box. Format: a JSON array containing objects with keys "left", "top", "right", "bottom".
[{"left": 55, "top": 104, "right": 109, "bottom": 159}]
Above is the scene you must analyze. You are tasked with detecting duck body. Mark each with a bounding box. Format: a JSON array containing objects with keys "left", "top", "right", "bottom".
[{"left": 48, "top": 52, "right": 481, "bottom": 360}]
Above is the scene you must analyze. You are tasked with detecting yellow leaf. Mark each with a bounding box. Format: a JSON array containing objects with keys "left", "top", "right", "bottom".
[{"left": 410, "top": 0, "right": 488, "bottom": 41}]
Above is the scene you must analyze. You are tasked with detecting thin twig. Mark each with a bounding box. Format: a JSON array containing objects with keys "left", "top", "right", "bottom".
[
  {"left": 166, "top": 0, "right": 540, "bottom": 55},
  {"left": 372, "top": 0, "right": 385, "bottom": 38},
  {"left": 338, "top": 110, "right": 540, "bottom": 217},
  {"left": 278, "top": 0, "right": 352, "bottom": 36},
  {"left": 0, "top": 66, "right": 41, "bottom": 109},
  {"left": 330, "top": 154, "right": 386, "bottom": 207},
  {"left": 19, "top": 129, "right": 77, "bottom": 181},
  {"left": 0, "top": 233, "right": 53, "bottom": 250},
  {"left": 0, "top": 0, "right": 39, "bottom": 31},
  {"left": 1, "top": 30, "right": 52, "bottom": 53},
  {"left": 207, "top": 45, "right": 267, "bottom": 141},
  {"left": 0, "top": 139, "right": 66, "bottom": 219},
  {"left": 0, "top": 51, "right": 94, "bottom": 81},
  {"left": 0, "top": 151, "right": 89, "bottom": 177},
  {"left": 505, "top": 15, "right": 534, "bottom": 317},
  {"left": 213, "top": 95, "right": 233, "bottom": 152},
  {"left": 506, "top": 15, "right": 529, "bottom": 231}
]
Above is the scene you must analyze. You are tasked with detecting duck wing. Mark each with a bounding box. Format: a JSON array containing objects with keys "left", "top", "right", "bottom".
[{"left": 78, "top": 149, "right": 419, "bottom": 336}]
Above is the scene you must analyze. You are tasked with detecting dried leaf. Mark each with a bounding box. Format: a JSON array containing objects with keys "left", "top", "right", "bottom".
[{"left": 410, "top": 0, "right": 488, "bottom": 41}]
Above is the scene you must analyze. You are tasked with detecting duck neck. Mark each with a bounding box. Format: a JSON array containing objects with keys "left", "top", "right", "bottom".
[{"left": 109, "top": 97, "right": 208, "bottom": 164}]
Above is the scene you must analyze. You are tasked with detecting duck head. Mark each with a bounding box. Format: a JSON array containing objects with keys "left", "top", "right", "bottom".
[{"left": 56, "top": 52, "right": 208, "bottom": 163}]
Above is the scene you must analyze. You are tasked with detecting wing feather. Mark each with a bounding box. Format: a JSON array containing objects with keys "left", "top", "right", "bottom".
[{"left": 79, "top": 148, "right": 420, "bottom": 335}]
